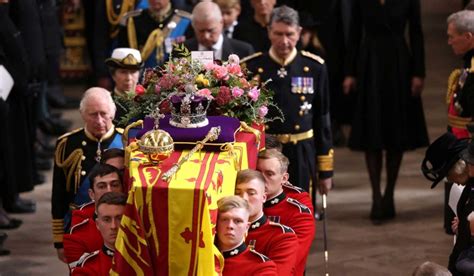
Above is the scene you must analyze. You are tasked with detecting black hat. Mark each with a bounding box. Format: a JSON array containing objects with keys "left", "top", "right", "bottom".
[
  {"left": 421, "top": 132, "right": 469, "bottom": 189},
  {"left": 105, "top": 48, "right": 143, "bottom": 70}
]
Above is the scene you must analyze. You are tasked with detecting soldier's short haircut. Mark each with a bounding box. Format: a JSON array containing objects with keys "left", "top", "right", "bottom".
[
  {"left": 265, "top": 135, "right": 283, "bottom": 152},
  {"left": 96, "top": 192, "right": 127, "bottom": 213},
  {"left": 236, "top": 169, "right": 265, "bottom": 187},
  {"left": 88, "top": 163, "right": 123, "bottom": 190},
  {"left": 101, "top": 148, "right": 125, "bottom": 164},
  {"left": 258, "top": 149, "right": 289, "bottom": 173},
  {"left": 217, "top": 195, "right": 250, "bottom": 214},
  {"left": 269, "top": 5, "right": 299, "bottom": 27},
  {"left": 447, "top": 10, "right": 474, "bottom": 34},
  {"left": 79, "top": 87, "right": 117, "bottom": 117}
]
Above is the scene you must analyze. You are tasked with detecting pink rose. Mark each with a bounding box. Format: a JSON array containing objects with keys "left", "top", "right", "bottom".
[
  {"left": 154, "top": 84, "right": 161, "bottom": 94},
  {"left": 248, "top": 87, "right": 260, "bottom": 102},
  {"left": 213, "top": 65, "right": 229, "bottom": 80},
  {"left": 231, "top": 87, "right": 244, "bottom": 98},
  {"left": 258, "top": 105, "right": 268, "bottom": 118},
  {"left": 228, "top": 54, "right": 240, "bottom": 65},
  {"left": 197, "top": 88, "right": 214, "bottom": 99},
  {"left": 135, "top": 84, "right": 145, "bottom": 96},
  {"left": 227, "top": 64, "right": 242, "bottom": 76},
  {"left": 204, "top": 62, "right": 216, "bottom": 71}
]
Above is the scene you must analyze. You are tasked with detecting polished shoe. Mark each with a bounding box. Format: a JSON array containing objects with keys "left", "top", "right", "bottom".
[
  {"left": 370, "top": 200, "right": 385, "bottom": 225},
  {"left": 382, "top": 196, "right": 396, "bottom": 220},
  {"left": 36, "top": 157, "right": 52, "bottom": 171},
  {"left": 17, "top": 197, "right": 35, "bottom": 207},
  {"left": 0, "top": 218, "right": 22, "bottom": 230},
  {"left": 4, "top": 201, "right": 36, "bottom": 214}
]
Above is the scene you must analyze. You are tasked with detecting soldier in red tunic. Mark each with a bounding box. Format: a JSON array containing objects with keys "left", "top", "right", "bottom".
[
  {"left": 64, "top": 164, "right": 124, "bottom": 267},
  {"left": 257, "top": 149, "right": 315, "bottom": 276},
  {"left": 72, "top": 192, "right": 127, "bottom": 275},
  {"left": 235, "top": 169, "right": 298, "bottom": 275},
  {"left": 216, "top": 196, "right": 277, "bottom": 275}
]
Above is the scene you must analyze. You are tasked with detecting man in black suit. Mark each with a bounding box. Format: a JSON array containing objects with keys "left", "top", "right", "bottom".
[{"left": 184, "top": 1, "right": 254, "bottom": 61}]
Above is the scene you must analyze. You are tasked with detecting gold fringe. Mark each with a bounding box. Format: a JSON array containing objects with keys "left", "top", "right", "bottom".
[
  {"left": 446, "top": 69, "right": 461, "bottom": 105},
  {"left": 54, "top": 138, "right": 84, "bottom": 193}
]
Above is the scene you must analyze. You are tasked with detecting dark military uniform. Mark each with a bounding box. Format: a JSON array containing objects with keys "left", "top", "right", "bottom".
[
  {"left": 52, "top": 127, "right": 123, "bottom": 249},
  {"left": 222, "top": 242, "right": 278, "bottom": 276},
  {"left": 71, "top": 245, "right": 114, "bottom": 276},
  {"left": 263, "top": 192, "right": 315, "bottom": 276},
  {"left": 242, "top": 49, "right": 334, "bottom": 192},
  {"left": 233, "top": 19, "right": 271, "bottom": 53},
  {"left": 118, "top": 5, "right": 191, "bottom": 68},
  {"left": 246, "top": 214, "right": 298, "bottom": 276}
]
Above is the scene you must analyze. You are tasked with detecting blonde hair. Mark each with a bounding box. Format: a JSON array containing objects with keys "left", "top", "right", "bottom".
[
  {"left": 217, "top": 195, "right": 249, "bottom": 213},
  {"left": 236, "top": 169, "right": 265, "bottom": 187},
  {"left": 213, "top": 0, "right": 240, "bottom": 10},
  {"left": 258, "top": 149, "right": 289, "bottom": 173}
]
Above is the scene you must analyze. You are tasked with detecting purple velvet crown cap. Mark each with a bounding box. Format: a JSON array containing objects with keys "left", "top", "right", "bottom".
[{"left": 135, "top": 115, "right": 240, "bottom": 146}]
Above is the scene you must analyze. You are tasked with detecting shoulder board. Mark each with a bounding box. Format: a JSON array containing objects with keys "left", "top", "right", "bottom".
[
  {"left": 283, "top": 182, "right": 305, "bottom": 193},
  {"left": 240, "top": 52, "right": 263, "bottom": 64},
  {"left": 119, "top": 9, "right": 143, "bottom": 26},
  {"left": 58, "top": 128, "right": 83, "bottom": 141},
  {"left": 77, "top": 250, "right": 99, "bottom": 267},
  {"left": 175, "top": 9, "right": 192, "bottom": 19},
  {"left": 116, "top": 127, "right": 124, "bottom": 134},
  {"left": 301, "top": 51, "right": 325, "bottom": 64},
  {"left": 269, "top": 221, "right": 295, "bottom": 234},
  {"left": 69, "top": 218, "right": 90, "bottom": 234},
  {"left": 286, "top": 198, "right": 312, "bottom": 214},
  {"left": 78, "top": 201, "right": 94, "bottom": 210},
  {"left": 249, "top": 249, "right": 271, "bottom": 262}
]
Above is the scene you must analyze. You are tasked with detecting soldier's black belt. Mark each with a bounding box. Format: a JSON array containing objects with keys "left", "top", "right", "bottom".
[{"left": 274, "top": 129, "right": 313, "bottom": 144}]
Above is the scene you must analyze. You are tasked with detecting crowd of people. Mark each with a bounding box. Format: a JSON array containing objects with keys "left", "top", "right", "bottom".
[{"left": 2, "top": 0, "right": 474, "bottom": 274}]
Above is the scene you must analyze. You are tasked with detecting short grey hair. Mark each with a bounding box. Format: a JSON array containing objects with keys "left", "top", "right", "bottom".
[
  {"left": 447, "top": 10, "right": 474, "bottom": 33},
  {"left": 79, "top": 87, "right": 117, "bottom": 118},
  {"left": 269, "top": 5, "right": 299, "bottom": 27},
  {"left": 192, "top": 1, "right": 222, "bottom": 26}
]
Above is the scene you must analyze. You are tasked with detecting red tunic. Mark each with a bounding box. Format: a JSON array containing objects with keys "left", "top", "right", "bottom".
[
  {"left": 246, "top": 215, "right": 298, "bottom": 275},
  {"left": 222, "top": 242, "right": 277, "bottom": 276},
  {"left": 71, "top": 245, "right": 113, "bottom": 276},
  {"left": 70, "top": 201, "right": 95, "bottom": 227},
  {"left": 282, "top": 182, "right": 314, "bottom": 213},
  {"left": 63, "top": 216, "right": 103, "bottom": 265},
  {"left": 264, "top": 192, "right": 315, "bottom": 276}
]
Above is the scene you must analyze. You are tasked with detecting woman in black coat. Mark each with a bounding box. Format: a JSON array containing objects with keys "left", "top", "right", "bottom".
[{"left": 343, "top": 0, "right": 429, "bottom": 222}]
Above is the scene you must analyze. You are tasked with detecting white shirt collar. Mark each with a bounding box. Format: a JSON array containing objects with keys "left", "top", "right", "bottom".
[{"left": 198, "top": 34, "right": 224, "bottom": 60}]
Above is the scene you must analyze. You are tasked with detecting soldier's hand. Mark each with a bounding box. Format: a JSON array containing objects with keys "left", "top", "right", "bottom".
[
  {"left": 411, "top": 77, "right": 424, "bottom": 97},
  {"left": 342, "top": 76, "right": 356, "bottom": 95},
  {"left": 56, "top": 248, "right": 67, "bottom": 263},
  {"left": 319, "top": 178, "right": 332, "bottom": 195}
]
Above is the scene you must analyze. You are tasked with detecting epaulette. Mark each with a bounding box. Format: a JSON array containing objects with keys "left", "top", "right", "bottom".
[
  {"left": 76, "top": 250, "right": 99, "bottom": 267},
  {"left": 301, "top": 50, "right": 325, "bottom": 64},
  {"left": 78, "top": 201, "right": 94, "bottom": 210},
  {"left": 240, "top": 52, "right": 263, "bottom": 64},
  {"left": 69, "top": 218, "right": 89, "bottom": 234},
  {"left": 116, "top": 127, "right": 124, "bottom": 134},
  {"left": 249, "top": 249, "right": 271, "bottom": 262},
  {"left": 287, "top": 198, "right": 312, "bottom": 214},
  {"left": 119, "top": 9, "right": 143, "bottom": 26},
  {"left": 283, "top": 182, "right": 305, "bottom": 193},
  {"left": 57, "top": 128, "right": 83, "bottom": 141},
  {"left": 175, "top": 9, "right": 192, "bottom": 19},
  {"left": 269, "top": 221, "right": 295, "bottom": 234}
]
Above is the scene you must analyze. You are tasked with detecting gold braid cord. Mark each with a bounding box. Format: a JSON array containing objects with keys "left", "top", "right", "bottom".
[
  {"left": 446, "top": 69, "right": 461, "bottom": 105},
  {"left": 239, "top": 122, "right": 261, "bottom": 149},
  {"left": 127, "top": 17, "right": 138, "bottom": 49},
  {"left": 317, "top": 149, "right": 334, "bottom": 172},
  {"left": 140, "top": 29, "right": 165, "bottom": 62},
  {"left": 122, "top": 120, "right": 143, "bottom": 146},
  {"left": 54, "top": 138, "right": 84, "bottom": 193},
  {"left": 106, "top": 0, "right": 135, "bottom": 26}
]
